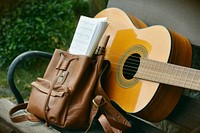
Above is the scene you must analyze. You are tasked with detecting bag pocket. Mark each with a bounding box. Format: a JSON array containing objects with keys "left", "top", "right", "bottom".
[
  {"left": 27, "top": 78, "right": 71, "bottom": 126},
  {"left": 27, "top": 50, "right": 94, "bottom": 128}
]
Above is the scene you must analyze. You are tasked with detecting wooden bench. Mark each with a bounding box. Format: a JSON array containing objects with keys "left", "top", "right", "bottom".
[
  {"left": 2, "top": 0, "right": 200, "bottom": 133},
  {"left": 106, "top": 0, "right": 200, "bottom": 133}
]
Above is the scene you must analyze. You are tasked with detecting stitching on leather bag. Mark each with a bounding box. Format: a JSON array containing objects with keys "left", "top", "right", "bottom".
[{"left": 43, "top": 53, "right": 80, "bottom": 126}]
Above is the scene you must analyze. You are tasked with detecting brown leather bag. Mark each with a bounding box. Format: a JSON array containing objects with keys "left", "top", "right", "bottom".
[{"left": 9, "top": 39, "right": 131, "bottom": 132}]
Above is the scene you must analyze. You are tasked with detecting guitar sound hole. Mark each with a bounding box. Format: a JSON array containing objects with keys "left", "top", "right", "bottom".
[{"left": 123, "top": 54, "right": 140, "bottom": 80}]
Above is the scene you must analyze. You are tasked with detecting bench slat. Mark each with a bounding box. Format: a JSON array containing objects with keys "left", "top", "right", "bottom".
[{"left": 167, "top": 95, "right": 200, "bottom": 130}]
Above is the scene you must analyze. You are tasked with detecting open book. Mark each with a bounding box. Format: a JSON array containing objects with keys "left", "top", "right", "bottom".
[{"left": 69, "top": 15, "right": 109, "bottom": 57}]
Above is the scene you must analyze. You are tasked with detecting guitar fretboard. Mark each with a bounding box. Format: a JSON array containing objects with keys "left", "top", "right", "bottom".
[{"left": 134, "top": 58, "right": 200, "bottom": 91}]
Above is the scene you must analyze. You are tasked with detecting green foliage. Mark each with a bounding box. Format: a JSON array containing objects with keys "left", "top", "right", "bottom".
[
  {"left": 88, "top": 0, "right": 108, "bottom": 17},
  {"left": 73, "top": 0, "right": 90, "bottom": 17},
  {"left": 0, "top": 0, "right": 91, "bottom": 99},
  {"left": 0, "top": 0, "right": 79, "bottom": 67}
]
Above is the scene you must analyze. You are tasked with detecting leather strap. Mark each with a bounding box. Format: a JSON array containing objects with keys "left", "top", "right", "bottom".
[
  {"left": 88, "top": 94, "right": 131, "bottom": 132},
  {"left": 100, "top": 101, "right": 131, "bottom": 132},
  {"left": 89, "top": 60, "right": 132, "bottom": 132},
  {"left": 9, "top": 103, "right": 40, "bottom": 123},
  {"left": 98, "top": 114, "right": 115, "bottom": 133},
  {"left": 86, "top": 95, "right": 103, "bottom": 132},
  {"left": 99, "top": 114, "right": 124, "bottom": 133}
]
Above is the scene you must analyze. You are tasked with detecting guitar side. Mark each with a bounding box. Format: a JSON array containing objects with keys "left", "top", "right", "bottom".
[
  {"left": 96, "top": 8, "right": 192, "bottom": 122},
  {"left": 136, "top": 29, "right": 192, "bottom": 122}
]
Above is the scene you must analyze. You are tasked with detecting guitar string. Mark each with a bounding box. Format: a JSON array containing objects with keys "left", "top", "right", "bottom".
[
  {"left": 105, "top": 48, "right": 188, "bottom": 74},
  {"left": 104, "top": 49, "right": 200, "bottom": 89},
  {"left": 108, "top": 58, "right": 200, "bottom": 90},
  {"left": 108, "top": 57, "right": 200, "bottom": 82},
  {"left": 105, "top": 48, "right": 174, "bottom": 73},
  {"left": 105, "top": 48, "right": 200, "bottom": 78}
]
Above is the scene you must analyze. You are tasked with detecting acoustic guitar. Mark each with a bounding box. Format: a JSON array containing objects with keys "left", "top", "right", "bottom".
[{"left": 95, "top": 8, "right": 198, "bottom": 122}]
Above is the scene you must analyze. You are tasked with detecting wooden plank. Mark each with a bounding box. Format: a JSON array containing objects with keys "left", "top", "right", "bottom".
[
  {"left": 167, "top": 95, "right": 200, "bottom": 130},
  {"left": 0, "top": 99, "right": 62, "bottom": 133},
  {"left": 0, "top": 98, "right": 165, "bottom": 133},
  {"left": 112, "top": 102, "right": 164, "bottom": 133},
  {"left": 0, "top": 117, "right": 19, "bottom": 133},
  {"left": 125, "top": 114, "right": 165, "bottom": 133},
  {"left": 0, "top": 99, "right": 106, "bottom": 133}
]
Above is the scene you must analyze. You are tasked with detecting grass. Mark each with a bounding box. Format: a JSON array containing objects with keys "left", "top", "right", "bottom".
[
  {"left": 0, "top": 57, "right": 50, "bottom": 102},
  {"left": 0, "top": 69, "right": 12, "bottom": 98},
  {"left": 0, "top": 69, "right": 8, "bottom": 89}
]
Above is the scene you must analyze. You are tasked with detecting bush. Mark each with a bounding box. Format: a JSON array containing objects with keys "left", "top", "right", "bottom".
[{"left": 0, "top": 0, "right": 79, "bottom": 67}]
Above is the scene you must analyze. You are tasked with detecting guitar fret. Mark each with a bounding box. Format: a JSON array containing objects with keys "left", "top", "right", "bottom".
[
  {"left": 182, "top": 67, "right": 189, "bottom": 88},
  {"left": 154, "top": 60, "right": 162, "bottom": 82},
  {"left": 171, "top": 65, "right": 179, "bottom": 86},
  {"left": 135, "top": 58, "right": 200, "bottom": 91},
  {"left": 136, "top": 59, "right": 147, "bottom": 79},
  {"left": 150, "top": 60, "right": 158, "bottom": 81},
  {"left": 166, "top": 63, "right": 175, "bottom": 85},
  {"left": 177, "top": 66, "right": 184, "bottom": 87},
  {"left": 195, "top": 70, "right": 200, "bottom": 90},
  {"left": 151, "top": 60, "right": 163, "bottom": 83},
  {"left": 141, "top": 59, "right": 149, "bottom": 79},
  {"left": 192, "top": 70, "right": 200, "bottom": 90},
  {"left": 184, "top": 68, "right": 195, "bottom": 89},
  {"left": 190, "top": 70, "right": 197, "bottom": 89},
  {"left": 159, "top": 61, "right": 168, "bottom": 83},
  {"left": 185, "top": 68, "right": 198, "bottom": 90},
  {"left": 172, "top": 65, "right": 179, "bottom": 85},
  {"left": 148, "top": 60, "right": 153, "bottom": 78}
]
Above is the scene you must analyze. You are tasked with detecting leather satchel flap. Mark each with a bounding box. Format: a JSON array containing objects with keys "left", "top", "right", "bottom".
[
  {"left": 43, "top": 49, "right": 92, "bottom": 87},
  {"left": 31, "top": 81, "right": 66, "bottom": 97}
]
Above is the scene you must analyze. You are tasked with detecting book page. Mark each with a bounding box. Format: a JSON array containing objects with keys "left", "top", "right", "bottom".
[
  {"left": 86, "top": 18, "right": 108, "bottom": 56},
  {"left": 69, "top": 16, "right": 108, "bottom": 57}
]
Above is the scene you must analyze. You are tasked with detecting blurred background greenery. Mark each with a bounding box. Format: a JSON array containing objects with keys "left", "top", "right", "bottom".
[{"left": 0, "top": 0, "right": 108, "bottom": 100}]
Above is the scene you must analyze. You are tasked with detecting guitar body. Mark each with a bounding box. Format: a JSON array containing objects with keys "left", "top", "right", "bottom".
[{"left": 95, "top": 8, "right": 192, "bottom": 122}]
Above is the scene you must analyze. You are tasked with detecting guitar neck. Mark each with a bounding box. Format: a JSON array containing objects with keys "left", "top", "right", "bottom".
[{"left": 134, "top": 58, "right": 200, "bottom": 91}]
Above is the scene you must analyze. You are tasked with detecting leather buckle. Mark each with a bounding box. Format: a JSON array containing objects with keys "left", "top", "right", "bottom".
[{"left": 92, "top": 98, "right": 107, "bottom": 108}]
